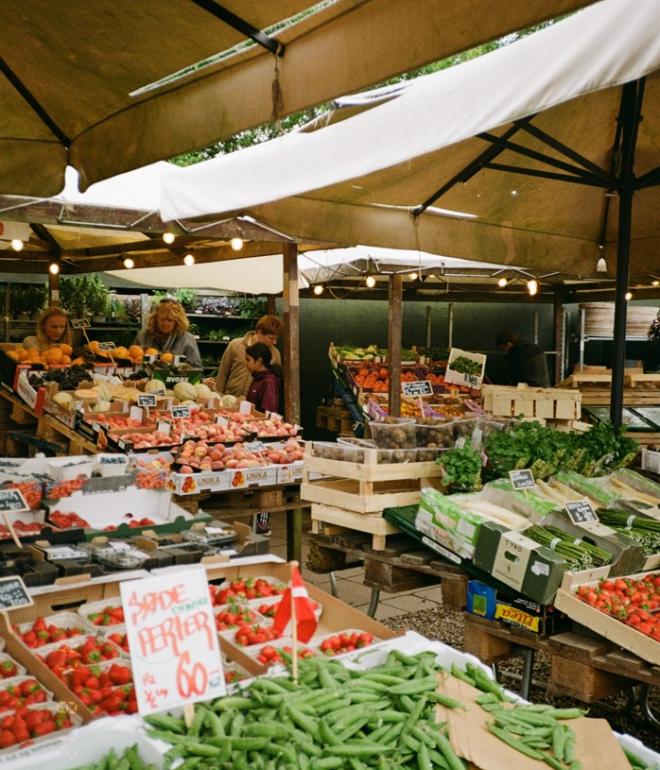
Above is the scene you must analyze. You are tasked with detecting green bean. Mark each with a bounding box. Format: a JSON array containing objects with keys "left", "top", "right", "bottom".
[
  {"left": 125, "top": 745, "right": 147, "bottom": 770},
  {"left": 486, "top": 724, "right": 545, "bottom": 760},
  {"left": 390, "top": 677, "right": 438, "bottom": 695},
  {"left": 311, "top": 759, "right": 344, "bottom": 770},
  {"left": 564, "top": 734, "right": 576, "bottom": 764},
  {"left": 428, "top": 748, "right": 450, "bottom": 769},
  {"left": 417, "top": 741, "right": 433, "bottom": 770},
  {"left": 188, "top": 705, "right": 205, "bottom": 737},
  {"left": 402, "top": 734, "right": 422, "bottom": 753},
  {"left": 411, "top": 726, "right": 437, "bottom": 749},
  {"left": 552, "top": 725, "right": 566, "bottom": 761},
  {"left": 450, "top": 664, "right": 475, "bottom": 686},
  {"left": 330, "top": 743, "right": 392, "bottom": 757},
  {"left": 244, "top": 723, "right": 291, "bottom": 739},
  {"left": 435, "top": 733, "right": 467, "bottom": 770},
  {"left": 427, "top": 693, "right": 465, "bottom": 710},
  {"left": 144, "top": 714, "right": 186, "bottom": 734},
  {"left": 319, "top": 719, "right": 340, "bottom": 746},
  {"left": 546, "top": 708, "right": 585, "bottom": 720},
  {"left": 544, "top": 756, "right": 566, "bottom": 770},
  {"left": 213, "top": 695, "right": 254, "bottom": 712},
  {"left": 185, "top": 743, "right": 223, "bottom": 757},
  {"left": 287, "top": 704, "right": 321, "bottom": 742},
  {"left": 145, "top": 729, "right": 190, "bottom": 745}
]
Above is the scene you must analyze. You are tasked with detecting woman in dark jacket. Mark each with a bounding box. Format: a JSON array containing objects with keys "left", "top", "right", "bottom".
[{"left": 245, "top": 342, "right": 283, "bottom": 414}]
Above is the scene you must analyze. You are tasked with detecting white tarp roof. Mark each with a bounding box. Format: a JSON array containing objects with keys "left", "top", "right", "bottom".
[
  {"left": 106, "top": 245, "right": 504, "bottom": 294},
  {"left": 159, "top": 0, "right": 660, "bottom": 276}
]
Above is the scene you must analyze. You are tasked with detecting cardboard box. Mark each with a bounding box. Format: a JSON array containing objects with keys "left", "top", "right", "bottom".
[
  {"left": 473, "top": 521, "right": 569, "bottom": 604},
  {"left": 554, "top": 571, "right": 660, "bottom": 665},
  {"left": 13, "top": 371, "right": 47, "bottom": 415}
]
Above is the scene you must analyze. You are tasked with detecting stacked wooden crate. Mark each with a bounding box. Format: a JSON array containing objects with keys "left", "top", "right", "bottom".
[
  {"left": 481, "top": 384, "right": 581, "bottom": 425},
  {"left": 301, "top": 445, "right": 442, "bottom": 550}
]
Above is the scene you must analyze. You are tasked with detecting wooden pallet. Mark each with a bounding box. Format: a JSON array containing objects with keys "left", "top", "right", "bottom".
[
  {"left": 481, "top": 384, "right": 581, "bottom": 420},
  {"left": 311, "top": 503, "right": 400, "bottom": 550},
  {"left": 463, "top": 613, "right": 660, "bottom": 702},
  {"left": 626, "top": 372, "right": 660, "bottom": 389}
]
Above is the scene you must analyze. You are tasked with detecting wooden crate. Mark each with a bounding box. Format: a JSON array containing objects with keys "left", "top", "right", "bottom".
[
  {"left": 304, "top": 449, "right": 442, "bottom": 483},
  {"left": 550, "top": 656, "right": 628, "bottom": 702},
  {"left": 311, "top": 503, "right": 400, "bottom": 550},
  {"left": 481, "top": 384, "right": 581, "bottom": 420}
]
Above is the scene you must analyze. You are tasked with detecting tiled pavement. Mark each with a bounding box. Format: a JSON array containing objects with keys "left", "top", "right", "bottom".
[{"left": 268, "top": 510, "right": 444, "bottom": 622}]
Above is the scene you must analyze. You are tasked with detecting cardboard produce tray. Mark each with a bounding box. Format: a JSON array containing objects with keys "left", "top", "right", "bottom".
[{"left": 554, "top": 571, "right": 660, "bottom": 665}]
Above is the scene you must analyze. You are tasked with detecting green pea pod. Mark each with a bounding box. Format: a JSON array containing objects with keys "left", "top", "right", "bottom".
[
  {"left": 125, "top": 745, "right": 147, "bottom": 770},
  {"left": 436, "top": 733, "right": 467, "bottom": 770},
  {"left": 144, "top": 714, "right": 186, "bottom": 734},
  {"left": 487, "top": 724, "right": 544, "bottom": 761},
  {"left": 450, "top": 664, "right": 475, "bottom": 686},
  {"left": 105, "top": 749, "right": 120, "bottom": 770}
]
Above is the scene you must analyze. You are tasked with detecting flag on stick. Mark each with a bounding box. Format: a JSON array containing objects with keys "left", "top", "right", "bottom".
[{"left": 271, "top": 563, "right": 318, "bottom": 643}]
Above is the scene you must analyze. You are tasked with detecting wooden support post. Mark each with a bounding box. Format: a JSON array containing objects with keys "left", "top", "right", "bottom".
[
  {"left": 48, "top": 270, "right": 59, "bottom": 306},
  {"left": 267, "top": 294, "right": 277, "bottom": 316},
  {"left": 388, "top": 274, "right": 403, "bottom": 417},
  {"left": 553, "top": 288, "right": 564, "bottom": 385},
  {"left": 425, "top": 305, "right": 432, "bottom": 349},
  {"left": 283, "top": 243, "right": 300, "bottom": 425}
]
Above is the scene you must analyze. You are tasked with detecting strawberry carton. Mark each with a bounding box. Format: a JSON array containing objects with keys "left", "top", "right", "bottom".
[
  {"left": 313, "top": 629, "right": 377, "bottom": 657},
  {"left": 0, "top": 677, "right": 52, "bottom": 711},
  {"left": 0, "top": 655, "right": 25, "bottom": 681},
  {"left": 15, "top": 612, "right": 95, "bottom": 650},
  {"left": 0, "top": 701, "right": 81, "bottom": 752},
  {"left": 77, "top": 599, "right": 125, "bottom": 629}
]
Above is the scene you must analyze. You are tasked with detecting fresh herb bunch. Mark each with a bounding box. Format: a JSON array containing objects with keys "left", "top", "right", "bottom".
[
  {"left": 438, "top": 445, "right": 483, "bottom": 492},
  {"left": 451, "top": 356, "right": 482, "bottom": 376}
]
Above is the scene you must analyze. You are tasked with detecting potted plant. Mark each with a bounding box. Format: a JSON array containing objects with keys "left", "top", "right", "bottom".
[
  {"left": 174, "top": 288, "right": 197, "bottom": 312},
  {"left": 9, "top": 283, "right": 47, "bottom": 319},
  {"left": 60, "top": 275, "right": 109, "bottom": 320}
]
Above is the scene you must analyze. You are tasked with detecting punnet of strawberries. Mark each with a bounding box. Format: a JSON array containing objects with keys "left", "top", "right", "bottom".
[
  {"left": 86, "top": 605, "right": 124, "bottom": 627},
  {"left": 234, "top": 623, "right": 281, "bottom": 647},
  {"left": 209, "top": 577, "right": 284, "bottom": 606},
  {"left": 68, "top": 663, "right": 136, "bottom": 715},
  {"left": 215, "top": 604, "right": 259, "bottom": 632},
  {"left": 256, "top": 644, "right": 315, "bottom": 666},
  {"left": 0, "top": 707, "right": 72, "bottom": 748},
  {"left": 575, "top": 573, "right": 660, "bottom": 640},
  {"left": 106, "top": 631, "right": 129, "bottom": 653},
  {"left": 38, "top": 637, "right": 122, "bottom": 680},
  {"left": 18, "top": 617, "right": 86, "bottom": 648},
  {"left": 319, "top": 631, "right": 375, "bottom": 656},
  {"left": 0, "top": 680, "right": 48, "bottom": 710}
]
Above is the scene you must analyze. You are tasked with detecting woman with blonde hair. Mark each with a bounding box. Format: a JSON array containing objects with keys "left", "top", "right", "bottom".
[
  {"left": 133, "top": 298, "right": 202, "bottom": 367},
  {"left": 23, "top": 306, "right": 72, "bottom": 351}
]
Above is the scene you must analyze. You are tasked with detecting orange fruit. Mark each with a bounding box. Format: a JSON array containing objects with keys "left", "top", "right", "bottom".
[
  {"left": 45, "top": 348, "right": 63, "bottom": 365},
  {"left": 17, "top": 348, "right": 28, "bottom": 361},
  {"left": 128, "top": 345, "right": 143, "bottom": 360},
  {"left": 160, "top": 352, "right": 174, "bottom": 363},
  {"left": 6, "top": 351, "right": 18, "bottom": 361},
  {"left": 114, "top": 346, "right": 129, "bottom": 358},
  {"left": 61, "top": 354, "right": 71, "bottom": 365},
  {"left": 60, "top": 344, "right": 73, "bottom": 356}
]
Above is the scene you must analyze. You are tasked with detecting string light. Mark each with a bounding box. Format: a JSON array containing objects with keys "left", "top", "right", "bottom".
[
  {"left": 48, "top": 262, "right": 60, "bottom": 275},
  {"left": 230, "top": 237, "right": 244, "bottom": 251},
  {"left": 652, "top": 280, "right": 659, "bottom": 287},
  {"left": 123, "top": 257, "right": 135, "bottom": 269},
  {"left": 408, "top": 272, "right": 418, "bottom": 281},
  {"left": 10, "top": 239, "right": 23, "bottom": 252},
  {"left": 183, "top": 253, "right": 195, "bottom": 266},
  {"left": 596, "top": 257, "right": 608, "bottom": 273},
  {"left": 163, "top": 232, "right": 175, "bottom": 245},
  {"left": 365, "top": 275, "right": 376, "bottom": 288},
  {"left": 313, "top": 285, "right": 324, "bottom": 296},
  {"left": 527, "top": 279, "right": 539, "bottom": 296},
  {"left": 625, "top": 291, "right": 633, "bottom": 301},
  {"left": 497, "top": 277, "right": 508, "bottom": 288}
]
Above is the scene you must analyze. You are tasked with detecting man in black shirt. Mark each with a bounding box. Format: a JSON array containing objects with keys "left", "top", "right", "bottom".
[{"left": 496, "top": 329, "right": 549, "bottom": 387}]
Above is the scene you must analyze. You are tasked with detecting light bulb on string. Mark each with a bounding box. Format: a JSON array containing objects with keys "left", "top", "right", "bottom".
[
  {"left": 10, "top": 239, "right": 23, "bottom": 252},
  {"left": 497, "top": 277, "right": 508, "bottom": 288},
  {"left": 230, "top": 237, "right": 244, "bottom": 251},
  {"left": 313, "top": 285, "right": 324, "bottom": 296},
  {"left": 365, "top": 275, "right": 376, "bottom": 288},
  {"left": 163, "top": 232, "right": 175, "bottom": 245},
  {"left": 123, "top": 257, "right": 135, "bottom": 269},
  {"left": 48, "top": 262, "right": 60, "bottom": 275},
  {"left": 625, "top": 291, "right": 633, "bottom": 301},
  {"left": 183, "top": 253, "right": 195, "bottom": 266},
  {"left": 527, "top": 279, "right": 539, "bottom": 296},
  {"left": 652, "top": 280, "right": 659, "bottom": 287},
  {"left": 408, "top": 272, "right": 418, "bottom": 281}
]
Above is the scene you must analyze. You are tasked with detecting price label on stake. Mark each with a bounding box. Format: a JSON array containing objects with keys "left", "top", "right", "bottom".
[
  {"left": 402, "top": 380, "right": 433, "bottom": 397},
  {"left": 244, "top": 440, "right": 266, "bottom": 453},
  {"left": 120, "top": 566, "right": 225, "bottom": 715},
  {"left": 171, "top": 405, "right": 191, "bottom": 419},
  {"left": 71, "top": 318, "right": 91, "bottom": 329},
  {"left": 565, "top": 499, "right": 599, "bottom": 525},
  {"left": 0, "top": 576, "right": 32, "bottom": 610},
  {"left": 98, "top": 341, "right": 117, "bottom": 351},
  {"left": 137, "top": 394, "right": 157, "bottom": 408},
  {"left": 0, "top": 489, "right": 29, "bottom": 513},
  {"left": 509, "top": 469, "right": 536, "bottom": 490}
]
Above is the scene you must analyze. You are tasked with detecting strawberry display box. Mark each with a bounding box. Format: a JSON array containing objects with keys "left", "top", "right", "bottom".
[
  {"left": 201, "top": 561, "right": 400, "bottom": 674},
  {"left": 554, "top": 571, "right": 660, "bottom": 665},
  {"left": 43, "top": 485, "right": 201, "bottom": 539}
]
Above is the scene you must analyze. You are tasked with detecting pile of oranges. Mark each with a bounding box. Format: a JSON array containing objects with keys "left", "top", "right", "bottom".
[
  {"left": 87, "top": 342, "right": 152, "bottom": 363},
  {"left": 351, "top": 365, "right": 417, "bottom": 393},
  {"left": 5, "top": 343, "right": 83, "bottom": 368}
]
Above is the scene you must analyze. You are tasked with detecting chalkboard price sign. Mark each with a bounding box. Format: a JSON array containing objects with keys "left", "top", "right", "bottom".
[
  {"left": 71, "top": 318, "right": 91, "bottom": 329},
  {"left": 137, "top": 394, "right": 157, "bottom": 408},
  {"left": 171, "top": 405, "right": 191, "bottom": 419},
  {"left": 565, "top": 500, "right": 599, "bottom": 525},
  {"left": 0, "top": 576, "right": 32, "bottom": 610},
  {"left": 402, "top": 380, "right": 433, "bottom": 397},
  {"left": 0, "top": 489, "right": 29, "bottom": 513},
  {"left": 98, "top": 341, "right": 117, "bottom": 351},
  {"left": 509, "top": 469, "right": 536, "bottom": 490}
]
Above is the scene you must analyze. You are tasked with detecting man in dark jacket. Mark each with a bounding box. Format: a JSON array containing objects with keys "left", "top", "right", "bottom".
[{"left": 496, "top": 330, "right": 549, "bottom": 387}]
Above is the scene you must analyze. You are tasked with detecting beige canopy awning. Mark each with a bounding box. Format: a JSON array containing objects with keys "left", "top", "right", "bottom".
[
  {"left": 1, "top": 0, "right": 593, "bottom": 197},
  {"left": 160, "top": 0, "right": 660, "bottom": 278}
]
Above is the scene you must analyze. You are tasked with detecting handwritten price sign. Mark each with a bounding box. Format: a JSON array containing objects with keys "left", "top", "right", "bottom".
[{"left": 120, "top": 566, "right": 225, "bottom": 714}]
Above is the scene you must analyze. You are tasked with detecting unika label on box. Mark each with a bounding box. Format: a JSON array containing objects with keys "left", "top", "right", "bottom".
[
  {"left": 565, "top": 500, "right": 598, "bottom": 525},
  {"left": 509, "top": 469, "right": 536, "bottom": 490},
  {"left": 120, "top": 566, "right": 225, "bottom": 715},
  {"left": 402, "top": 380, "right": 433, "bottom": 397}
]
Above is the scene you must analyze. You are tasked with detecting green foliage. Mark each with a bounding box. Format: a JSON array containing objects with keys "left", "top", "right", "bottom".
[
  {"left": 59, "top": 274, "right": 109, "bottom": 318},
  {"left": 174, "top": 288, "right": 197, "bottom": 311},
  {"left": 9, "top": 283, "right": 48, "bottom": 317}
]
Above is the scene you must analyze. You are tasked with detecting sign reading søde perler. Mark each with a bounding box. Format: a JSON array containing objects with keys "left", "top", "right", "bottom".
[{"left": 120, "top": 566, "right": 225, "bottom": 715}]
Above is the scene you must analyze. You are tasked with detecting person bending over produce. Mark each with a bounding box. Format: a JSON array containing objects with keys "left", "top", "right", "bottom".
[
  {"left": 23, "top": 306, "right": 72, "bottom": 351},
  {"left": 215, "top": 314, "right": 283, "bottom": 398},
  {"left": 496, "top": 329, "right": 549, "bottom": 388},
  {"left": 134, "top": 298, "right": 202, "bottom": 367}
]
